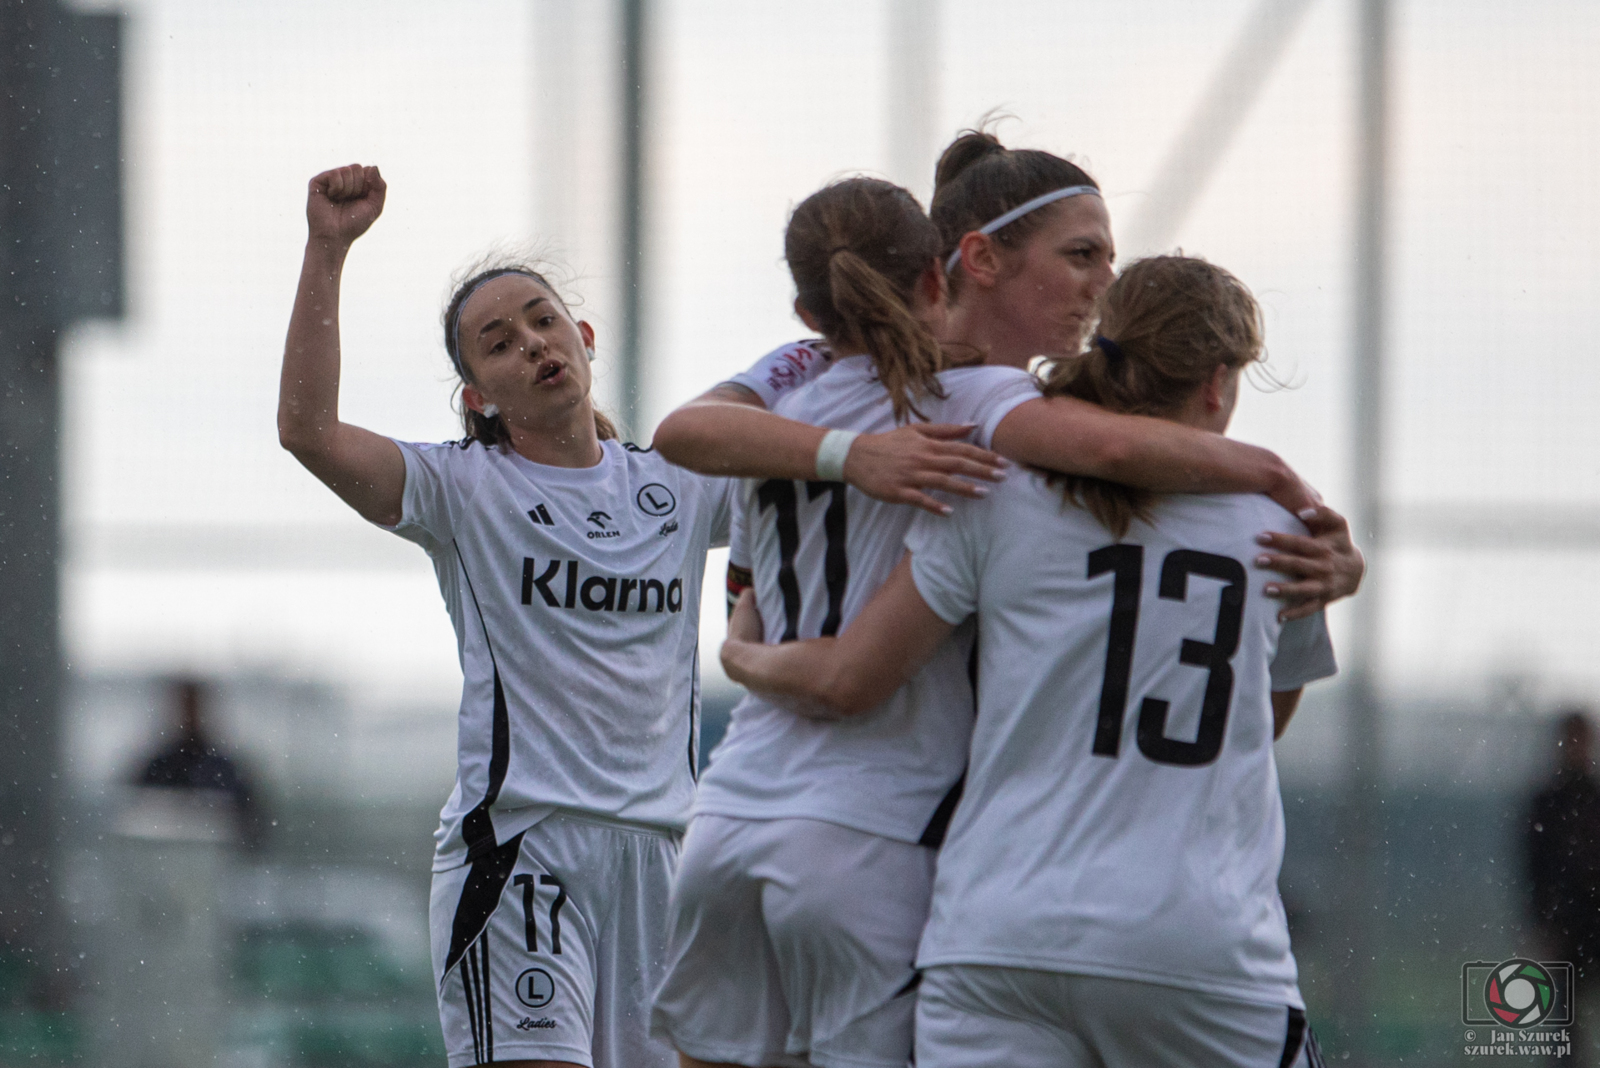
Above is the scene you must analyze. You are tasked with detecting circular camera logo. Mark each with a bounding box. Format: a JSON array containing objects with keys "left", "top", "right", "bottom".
[
  {"left": 515, "top": 968, "right": 555, "bottom": 1009},
  {"left": 1484, "top": 958, "right": 1556, "bottom": 1028}
]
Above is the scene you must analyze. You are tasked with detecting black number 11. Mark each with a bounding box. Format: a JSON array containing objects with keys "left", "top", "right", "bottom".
[
  {"left": 1087, "top": 544, "right": 1247, "bottom": 767},
  {"left": 756, "top": 479, "right": 849, "bottom": 641}
]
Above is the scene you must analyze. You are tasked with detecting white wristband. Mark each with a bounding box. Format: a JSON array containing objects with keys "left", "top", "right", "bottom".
[{"left": 814, "top": 428, "right": 858, "bottom": 483}]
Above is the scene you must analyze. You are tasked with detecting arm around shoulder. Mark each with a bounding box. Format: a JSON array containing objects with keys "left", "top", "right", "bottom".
[
  {"left": 991, "top": 397, "right": 1315, "bottom": 514},
  {"left": 720, "top": 559, "right": 956, "bottom": 719}
]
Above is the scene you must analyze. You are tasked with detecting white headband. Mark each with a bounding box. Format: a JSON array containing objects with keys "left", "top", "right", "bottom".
[{"left": 944, "top": 184, "right": 1102, "bottom": 273}]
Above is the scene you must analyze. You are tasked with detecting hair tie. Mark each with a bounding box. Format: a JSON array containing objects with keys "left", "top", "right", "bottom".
[
  {"left": 827, "top": 245, "right": 852, "bottom": 258},
  {"left": 1096, "top": 335, "right": 1124, "bottom": 363}
]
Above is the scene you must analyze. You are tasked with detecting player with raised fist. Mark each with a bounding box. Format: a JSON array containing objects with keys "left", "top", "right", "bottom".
[{"left": 281, "top": 163, "right": 734, "bottom": 1068}]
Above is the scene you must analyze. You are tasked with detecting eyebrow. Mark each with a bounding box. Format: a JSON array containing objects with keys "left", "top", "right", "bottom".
[{"left": 475, "top": 296, "right": 550, "bottom": 339}]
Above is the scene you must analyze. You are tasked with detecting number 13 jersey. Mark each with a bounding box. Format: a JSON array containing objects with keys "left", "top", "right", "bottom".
[
  {"left": 906, "top": 471, "right": 1337, "bottom": 1007},
  {"left": 693, "top": 356, "right": 1039, "bottom": 844}
]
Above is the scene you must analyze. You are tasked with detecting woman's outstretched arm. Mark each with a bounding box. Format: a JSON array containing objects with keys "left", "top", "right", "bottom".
[
  {"left": 991, "top": 397, "right": 1364, "bottom": 616},
  {"left": 992, "top": 396, "right": 1312, "bottom": 511},
  {"left": 654, "top": 391, "right": 1008, "bottom": 517},
  {"left": 278, "top": 164, "right": 406, "bottom": 526},
  {"left": 720, "top": 558, "right": 955, "bottom": 719}
]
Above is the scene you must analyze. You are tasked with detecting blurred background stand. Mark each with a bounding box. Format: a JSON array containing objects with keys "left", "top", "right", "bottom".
[
  {"left": 96, "top": 789, "right": 231, "bottom": 1068},
  {"left": 93, "top": 678, "right": 250, "bottom": 1068}
]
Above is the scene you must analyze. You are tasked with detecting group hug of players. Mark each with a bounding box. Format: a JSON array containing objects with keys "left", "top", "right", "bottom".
[{"left": 277, "top": 128, "right": 1362, "bottom": 1068}]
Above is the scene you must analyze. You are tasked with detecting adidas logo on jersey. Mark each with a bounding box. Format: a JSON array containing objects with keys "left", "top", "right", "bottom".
[
  {"left": 521, "top": 557, "right": 685, "bottom": 614},
  {"left": 585, "top": 511, "right": 621, "bottom": 540},
  {"left": 527, "top": 504, "right": 556, "bottom": 526}
]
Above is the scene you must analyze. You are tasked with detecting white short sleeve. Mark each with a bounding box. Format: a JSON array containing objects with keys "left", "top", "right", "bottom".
[
  {"left": 726, "top": 491, "right": 749, "bottom": 570},
  {"left": 905, "top": 505, "right": 982, "bottom": 626},
  {"left": 705, "top": 476, "right": 734, "bottom": 550},
  {"left": 1269, "top": 610, "right": 1339, "bottom": 691},
  {"left": 937, "top": 366, "right": 1041, "bottom": 449},
  {"left": 388, "top": 439, "right": 477, "bottom": 553},
  {"left": 724, "top": 339, "right": 833, "bottom": 409}
]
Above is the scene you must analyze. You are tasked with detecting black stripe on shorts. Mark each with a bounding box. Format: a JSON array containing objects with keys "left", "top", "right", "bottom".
[
  {"left": 1279, "top": 1006, "right": 1308, "bottom": 1068},
  {"left": 443, "top": 831, "right": 524, "bottom": 982}
]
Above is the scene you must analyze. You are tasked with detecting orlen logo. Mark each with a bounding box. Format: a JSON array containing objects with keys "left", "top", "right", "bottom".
[
  {"left": 521, "top": 558, "right": 684, "bottom": 613},
  {"left": 585, "top": 511, "right": 621, "bottom": 540}
]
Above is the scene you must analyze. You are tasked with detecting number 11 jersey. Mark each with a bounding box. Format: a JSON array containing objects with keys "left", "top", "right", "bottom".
[{"left": 692, "top": 356, "right": 1039, "bottom": 844}]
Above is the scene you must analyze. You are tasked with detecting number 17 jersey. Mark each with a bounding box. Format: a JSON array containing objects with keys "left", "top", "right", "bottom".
[{"left": 692, "top": 356, "right": 1039, "bottom": 844}]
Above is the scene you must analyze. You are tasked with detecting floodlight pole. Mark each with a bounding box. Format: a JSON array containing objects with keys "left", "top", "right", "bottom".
[
  {"left": 618, "top": 0, "right": 646, "bottom": 438},
  {"left": 1343, "top": 0, "right": 1389, "bottom": 1048}
]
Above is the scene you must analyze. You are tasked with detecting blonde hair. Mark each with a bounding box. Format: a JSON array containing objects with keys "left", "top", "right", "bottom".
[{"left": 1040, "top": 255, "right": 1265, "bottom": 537}]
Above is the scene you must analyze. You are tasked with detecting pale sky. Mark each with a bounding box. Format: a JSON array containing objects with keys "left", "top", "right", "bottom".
[{"left": 61, "top": 0, "right": 1600, "bottom": 729}]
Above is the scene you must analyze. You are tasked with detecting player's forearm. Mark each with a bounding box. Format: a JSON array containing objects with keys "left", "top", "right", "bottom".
[
  {"left": 723, "top": 636, "right": 847, "bottom": 715},
  {"left": 1271, "top": 688, "right": 1304, "bottom": 739},
  {"left": 278, "top": 240, "right": 351, "bottom": 457},
  {"left": 653, "top": 402, "right": 828, "bottom": 480},
  {"left": 993, "top": 397, "right": 1301, "bottom": 500}
]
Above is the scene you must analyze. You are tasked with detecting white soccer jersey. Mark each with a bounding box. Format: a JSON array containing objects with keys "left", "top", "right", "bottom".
[
  {"left": 386, "top": 438, "right": 732, "bottom": 870},
  {"left": 724, "top": 338, "right": 833, "bottom": 408},
  {"left": 907, "top": 472, "right": 1336, "bottom": 1007},
  {"left": 693, "top": 356, "right": 1040, "bottom": 843}
]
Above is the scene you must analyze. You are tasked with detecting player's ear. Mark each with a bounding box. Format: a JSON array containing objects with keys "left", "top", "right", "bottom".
[
  {"left": 794, "top": 298, "right": 823, "bottom": 333},
  {"left": 955, "top": 231, "right": 1003, "bottom": 289},
  {"left": 1202, "top": 363, "right": 1231, "bottom": 412},
  {"left": 577, "top": 319, "right": 596, "bottom": 351},
  {"left": 462, "top": 384, "right": 488, "bottom": 414}
]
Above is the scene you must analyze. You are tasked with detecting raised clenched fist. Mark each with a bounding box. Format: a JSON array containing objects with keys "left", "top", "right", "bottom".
[{"left": 306, "top": 163, "right": 387, "bottom": 247}]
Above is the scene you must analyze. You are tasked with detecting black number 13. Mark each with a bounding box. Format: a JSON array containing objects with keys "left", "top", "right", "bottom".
[{"left": 1087, "top": 545, "right": 1246, "bottom": 767}]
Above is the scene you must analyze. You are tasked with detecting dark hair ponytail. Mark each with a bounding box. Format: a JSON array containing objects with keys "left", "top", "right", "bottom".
[
  {"left": 442, "top": 259, "right": 617, "bottom": 447},
  {"left": 1041, "top": 255, "right": 1265, "bottom": 537},
  {"left": 785, "top": 178, "right": 953, "bottom": 424},
  {"left": 931, "top": 125, "right": 1099, "bottom": 291}
]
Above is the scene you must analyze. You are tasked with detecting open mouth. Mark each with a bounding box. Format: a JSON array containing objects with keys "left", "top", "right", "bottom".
[{"left": 536, "top": 360, "right": 565, "bottom": 384}]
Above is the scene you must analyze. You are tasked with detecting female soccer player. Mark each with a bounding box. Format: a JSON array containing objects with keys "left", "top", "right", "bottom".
[
  {"left": 722, "top": 254, "right": 1336, "bottom": 1068},
  {"left": 277, "top": 164, "right": 1002, "bottom": 1068},
  {"left": 650, "top": 176, "right": 1046, "bottom": 1068}
]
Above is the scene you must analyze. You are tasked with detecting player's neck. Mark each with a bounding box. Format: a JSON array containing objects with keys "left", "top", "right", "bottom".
[
  {"left": 940, "top": 299, "right": 1035, "bottom": 370},
  {"left": 506, "top": 407, "right": 604, "bottom": 469}
]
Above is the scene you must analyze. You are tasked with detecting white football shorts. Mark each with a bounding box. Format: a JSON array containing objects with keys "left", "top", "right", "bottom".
[
  {"left": 916, "top": 964, "right": 1325, "bottom": 1068},
  {"left": 430, "top": 811, "right": 680, "bottom": 1068},
  {"left": 651, "top": 814, "right": 935, "bottom": 1068}
]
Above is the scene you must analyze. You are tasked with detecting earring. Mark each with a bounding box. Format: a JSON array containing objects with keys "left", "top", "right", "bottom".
[
  {"left": 585, "top": 346, "right": 596, "bottom": 362},
  {"left": 482, "top": 403, "right": 500, "bottom": 418}
]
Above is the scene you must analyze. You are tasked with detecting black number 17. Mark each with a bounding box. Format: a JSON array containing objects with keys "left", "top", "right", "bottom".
[
  {"left": 512, "top": 873, "right": 567, "bottom": 954},
  {"left": 1087, "top": 544, "right": 1246, "bottom": 767}
]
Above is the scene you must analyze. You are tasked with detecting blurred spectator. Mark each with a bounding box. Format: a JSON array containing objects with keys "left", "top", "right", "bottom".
[
  {"left": 136, "top": 678, "right": 264, "bottom": 849},
  {"left": 1526, "top": 708, "right": 1600, "bottom": 1063}
]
